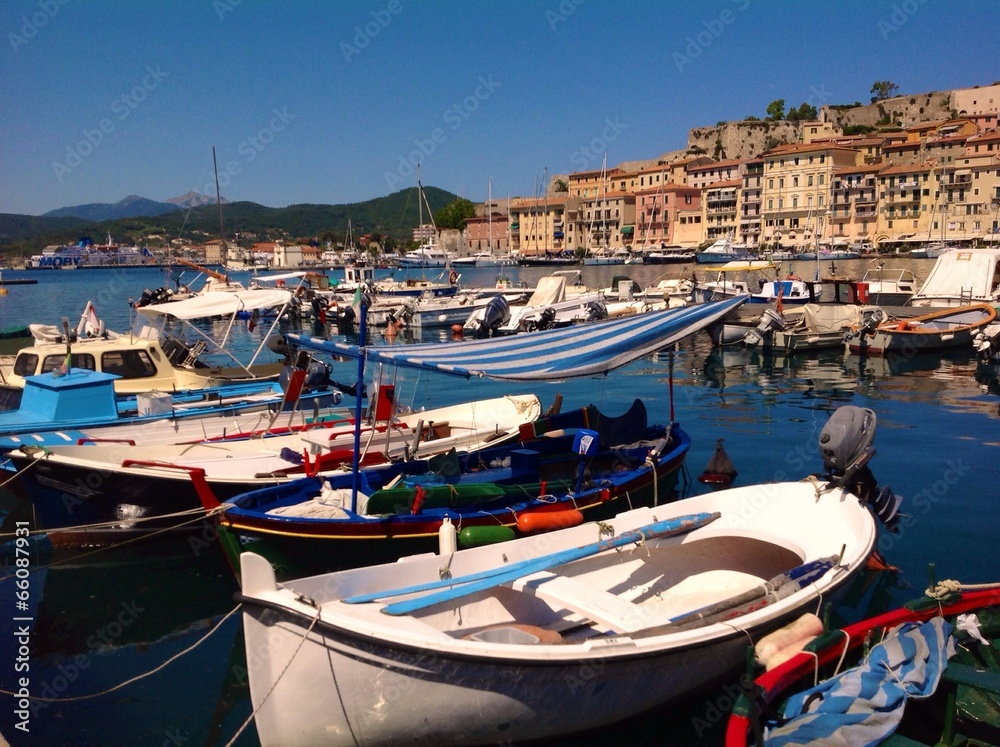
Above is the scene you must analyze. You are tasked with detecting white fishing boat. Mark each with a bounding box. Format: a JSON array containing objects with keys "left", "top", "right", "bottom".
[
  {"left": 5, "top": 392, "right": 543, "bottom": 545},
  {"left": 237, "top": 405, "right": 897, "bottom": 747},
  {"left": 0, "top": 292, "right": 298, "bottom": 396}
]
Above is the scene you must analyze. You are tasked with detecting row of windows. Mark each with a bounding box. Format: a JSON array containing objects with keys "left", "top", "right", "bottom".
[
  {"left": 768, "top": 154, "right": 827, "bottom": 168},
  {"left": 766, "top": 195, "right": 826, "bottom": 210},
  {"left": 768, "top": 174, "right": 826, "bottom": 189},
  {"left": 13, "top": 350, "right": 159, "bottom": 379}
]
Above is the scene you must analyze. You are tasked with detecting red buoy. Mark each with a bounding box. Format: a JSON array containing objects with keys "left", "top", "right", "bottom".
[{"left": 698, "top": 438, "right": 738, "bottom": 487}]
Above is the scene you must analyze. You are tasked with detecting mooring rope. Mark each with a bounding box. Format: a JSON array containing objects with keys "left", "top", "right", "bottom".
[
  {"left": 0, "top": 603, "right": 242, "bottom": 702},
  {"left": 224, "top": 610, "right": 322, "bottom": 747},
  {"left": 0, "top": 505, "right": 228, "bottom": 582},
  {"left": 926, "top": 578, "right": 1000, "bottom": 599}
]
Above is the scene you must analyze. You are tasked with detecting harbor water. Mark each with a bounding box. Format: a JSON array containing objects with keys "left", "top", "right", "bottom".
[{"left": 0, "top": 261, "right": 998, "bottom": 745}]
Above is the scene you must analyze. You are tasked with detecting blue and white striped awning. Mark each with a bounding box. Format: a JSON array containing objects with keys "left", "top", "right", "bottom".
[{"left": 287, "top": 295, "right": 746, "bottom": 381}]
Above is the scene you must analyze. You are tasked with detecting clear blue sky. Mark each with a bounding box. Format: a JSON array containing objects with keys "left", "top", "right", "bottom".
[{"left": 1, "top": 0, "right": 997, "bottom": 216}]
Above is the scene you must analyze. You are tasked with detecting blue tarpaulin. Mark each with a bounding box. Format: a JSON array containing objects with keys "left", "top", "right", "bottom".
[{"left": 287, "top": 296, "right": 746, "bottom": 381}]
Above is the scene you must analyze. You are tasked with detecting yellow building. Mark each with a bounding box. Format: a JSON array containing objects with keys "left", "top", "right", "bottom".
[
  {"left": 874, "top": 162, "right": 937, "bottom": 245},
  {"left": 830, "top": 165, "right": 881, "bottom": 245},
  {"left": 572, "top": 190, "right": 636, "bottom": 250},
  {"left": 760, "top": 143, "right": 861, "bottom": 248},
  {"left": 508, "top": 195, "right": 577, "bottom": 257}
]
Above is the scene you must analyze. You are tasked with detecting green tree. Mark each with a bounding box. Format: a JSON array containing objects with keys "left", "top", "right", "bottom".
[
  {"left": 553, "top": 178, "right": 569, "bottom": 193},
  {"left": 870, "top": 80, "right": 899, "bottom": 102},
  {"left": 434, "top": 198, "right": 476, "bottom": 230},
  {"left": 766, "top": 99, "right": 785, "bottom": 120}
]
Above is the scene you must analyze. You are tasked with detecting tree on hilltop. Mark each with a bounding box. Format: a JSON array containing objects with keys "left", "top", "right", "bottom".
[
  {"left": 766, "top": 99, "right": 785, "bottom": 120},
  {"left": 434, "top": 198, "right": 476, "bottom": 230},
  {"left": 870, "top": 81, "right": 900, "bottom": 102}
]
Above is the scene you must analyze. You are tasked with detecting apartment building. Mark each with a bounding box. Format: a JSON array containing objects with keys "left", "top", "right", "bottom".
[
  {"left": 509, "top": 195, "right": 577, "bottom": 257},
  {"left": 634, "top": 183, "right": 701, "bottom": 247},
  {"left": 702, "top": 179, "right": 740, "bottom": 241},
  {"left": 686, "top": 159, "right": 746, "bottom": 189},
  {"left": 760, "top": 143, "right": 861, "bottom": 247},
  {"left": 463, "top": 212, "right": 510, "bottom": 256},
  {"left": 830, "top": 165, "right": 880, "bottom": 244},
  {"left": 738, "top": 159, "right": 763, "bottom": 247},
  {"left": 874, "top": 163, "right": 936, "bottom": 244},
  {"left": 572, "top": 190, "right": 636, "bottom": 249}
]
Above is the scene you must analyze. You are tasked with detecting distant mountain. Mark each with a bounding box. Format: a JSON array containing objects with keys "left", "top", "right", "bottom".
[
  {"left": 1, "top": 186, "right": 460, "bottom": 251},
  {"left": 166, "top": 191, "right": 228, "bottom": 209},
  {"left": 43, "top": 194, "right": 181, "bottom": 221}
]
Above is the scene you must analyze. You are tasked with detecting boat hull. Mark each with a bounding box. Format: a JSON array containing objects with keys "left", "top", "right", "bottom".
[
  {"left": 242, "top": 605, "right": 767, "bottom": 746},
  {"left": 215, "top": 430, "right": 687, "bottom": 578},
  {"left": 238, "top": 480, "right": 877, "bottom": 746},
  {"left": 847, "top": 303, "right": 996, "bottom": 355}
]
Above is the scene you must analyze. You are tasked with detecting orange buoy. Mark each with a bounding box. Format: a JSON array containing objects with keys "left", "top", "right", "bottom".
[{"left": 517, "top": 507, "right": 584, "bottom": 535}]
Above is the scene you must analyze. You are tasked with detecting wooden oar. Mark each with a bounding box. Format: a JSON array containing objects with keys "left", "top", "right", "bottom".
[
  {"left": 378, "top": 512, "right": 721, "bottom": 617},
  {"left": 343, "top": 511, "right": 719, "bottom": 607}
]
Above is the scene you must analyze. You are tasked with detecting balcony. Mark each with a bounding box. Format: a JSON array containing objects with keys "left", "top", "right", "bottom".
[{"left": 855, "top": 209, "right": 877, "bottom": 218}]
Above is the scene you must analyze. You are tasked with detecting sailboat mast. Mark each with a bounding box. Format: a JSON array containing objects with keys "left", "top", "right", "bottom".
[
  {"left": 212, "top": 146, "right": 228, "bottom": 268},
  {"left": 487, "top": 177, "right": 493, "bottom": 255}
]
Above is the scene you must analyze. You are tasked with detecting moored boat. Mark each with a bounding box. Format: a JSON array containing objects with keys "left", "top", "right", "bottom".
[
  {"left": 199, "top": 397, "right": 687, "bottom": 579},
  {"left": 4, "top": 391, "right": 542, "bottom": 546},
  {"left": 845, "top": 303, "right": 997, "bottom": 356},
  {"left": 236, "top": 405, "right": 896, "bottom": 746},
  {"left": 726, "top": 581, "right": 1000, "bottom": 747}
]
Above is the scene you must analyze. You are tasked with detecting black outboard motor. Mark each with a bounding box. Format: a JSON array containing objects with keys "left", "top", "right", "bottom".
[
  {"left": 819, "top": 406, "right": 901, "bottom": 527},
  {"left": 524, "top": 306, "right": 556, "bottom": 332},
  {"left": 135, "top": 287, "right": 172, "bottom": 308},
  {"left": 476, "top": 295, "right": 510, "bottom": 338},
  {"left": 304, "top": 360, "right": 332, "bottom": 390}
]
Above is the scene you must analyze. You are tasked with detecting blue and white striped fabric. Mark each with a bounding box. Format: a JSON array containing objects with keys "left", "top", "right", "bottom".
[
  {"left": 765, "top": 617, "right": 956, "bottom": 746},
  {"left": 288, "top": 295, "right": 745, "bottom": 381}
]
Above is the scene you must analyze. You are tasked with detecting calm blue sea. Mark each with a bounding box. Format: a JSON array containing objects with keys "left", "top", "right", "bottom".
[{"left": 0, "top": 262, "right": 998, "bottom": 746}]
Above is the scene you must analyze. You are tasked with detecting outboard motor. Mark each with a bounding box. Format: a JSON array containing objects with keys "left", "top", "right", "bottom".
[
  {"left": 819, "top": 406, "right": 901, "bottom": 527},
  {"left": 858, "top": 308, "right": 885, "bottom": 337},
  {"left": 476, "top": 295, "right": 510, "bottom": 338},
  {"left": 135, "top": 287, "right": 172, "bottom": 308},
  {"left": 265, "top": 334, "right": 290, "bottom": 359},
  {"left": 524, "top": 306, "right": 556, "bottom": 332},
  {"left": 744, "top": 308, "right": 786, "bottom": 347},
  {"left": 974, "top": 323, "right": 1000, "bottom": 364},
  {"left": 303, "top": 360, "right": 332, "bottom": 390},
  {"left": 582, "top": 300, "right": 607, "bottom": 322}
]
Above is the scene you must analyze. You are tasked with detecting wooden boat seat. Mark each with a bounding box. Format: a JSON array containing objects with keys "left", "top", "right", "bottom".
[{"left": 512, "top": 571, "right": 650, "bottom": 634}]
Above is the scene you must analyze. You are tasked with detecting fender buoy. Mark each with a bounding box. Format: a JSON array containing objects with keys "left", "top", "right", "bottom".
[
  {"left": 517, "top": 507, "right": 584, "bottom": 535},
  {"left": 449, "top": 270, "right": 459, "bottom": 285},
  {"left": 458, "top": 525, "right": 516, "bottom": 548}
]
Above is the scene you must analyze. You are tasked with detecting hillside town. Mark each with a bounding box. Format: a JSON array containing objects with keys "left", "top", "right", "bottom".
[{"left": 489, "top": 82, "right": 1000, "bottom": 259}]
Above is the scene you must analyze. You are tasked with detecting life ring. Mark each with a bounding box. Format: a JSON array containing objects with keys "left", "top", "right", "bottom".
[{"left": 449, "top": 270, "right": 459, "bottom": 285}]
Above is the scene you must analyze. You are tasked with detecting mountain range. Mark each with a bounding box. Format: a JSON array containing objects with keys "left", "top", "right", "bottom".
[
  {"left": 0, "top": 187, "right": 459, "bottom": 250},
  {"left": 42, "top": 192, "right": 229, "bottom": 221}
]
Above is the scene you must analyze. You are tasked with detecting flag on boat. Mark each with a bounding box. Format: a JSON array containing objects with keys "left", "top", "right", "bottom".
[
  {"left": 288, "top": 295, "right": 747, "bottom": 381},
  {"left": 351, "top": 286, "right": 363, "bottom": 319}
]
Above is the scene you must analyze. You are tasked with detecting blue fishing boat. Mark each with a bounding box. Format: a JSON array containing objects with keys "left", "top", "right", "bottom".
[{"left": 0, "top": 367, "right": 339, "bottom": 445}]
